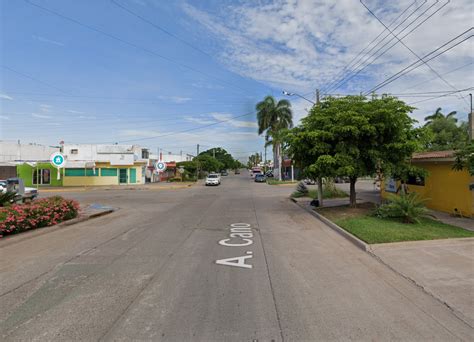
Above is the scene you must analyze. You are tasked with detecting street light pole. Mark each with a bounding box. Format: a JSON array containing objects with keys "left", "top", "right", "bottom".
[{"left": 282, "top": 90, "right": 316, "bottom": 105}]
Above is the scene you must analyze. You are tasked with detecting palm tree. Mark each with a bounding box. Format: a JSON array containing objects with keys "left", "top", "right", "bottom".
[
  {"left": 256, "top": 96, "right": 293, "bottom": 180},
  {"left": 424, "top": 107, "right": 457, "bottom": 126}
]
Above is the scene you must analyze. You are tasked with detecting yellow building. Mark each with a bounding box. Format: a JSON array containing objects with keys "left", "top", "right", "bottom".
[
  {"left": 62, "top": 162, "right": 145, "bottom": 186},
  {"left": 60, "top": 144, "right": 147, "bottom": 187},
  {"left": 382, "top": 150, "right": 473, "bottom": 217}
]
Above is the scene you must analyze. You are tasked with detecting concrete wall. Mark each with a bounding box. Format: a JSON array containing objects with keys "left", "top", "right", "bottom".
[
  {"left": 0, "top": 142, "right": 59, "bottom": 162},
  {"left": 382, "top": 161, "right": 473, "bottom": 217}
]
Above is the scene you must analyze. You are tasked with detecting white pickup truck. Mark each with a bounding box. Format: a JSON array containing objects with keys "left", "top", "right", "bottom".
[{"left": 0, "top": 178, "right": 39, "bottom": 203}]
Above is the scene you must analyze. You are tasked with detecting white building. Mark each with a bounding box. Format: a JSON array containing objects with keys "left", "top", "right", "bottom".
[
  {"left": 0, "top": 141, "right": 59, "bottom": 162},
  {"left": 60, "top": 143, "right": 148, "bottom": 185}
]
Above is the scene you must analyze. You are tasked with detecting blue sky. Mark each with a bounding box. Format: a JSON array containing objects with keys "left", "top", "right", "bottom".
[{"left": 1, "top": 0, "right": 473, "bottom": 161}]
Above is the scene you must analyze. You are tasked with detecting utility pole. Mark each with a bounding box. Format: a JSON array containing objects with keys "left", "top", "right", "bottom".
[
  {"left": 469, "top": 94, "right": 473, "bottom": 141},
  {"left": 316, "top": 89, "right": 323, "bottom": 207},
  {"left": 196, "top": 144, "right": 200, "bottom": 180},
  {"left": 264, "top": 144, "right": 267, "bottom": 173}
]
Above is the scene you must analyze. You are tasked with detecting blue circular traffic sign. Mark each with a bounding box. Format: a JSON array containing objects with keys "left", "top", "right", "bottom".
[
  {"left": 155, "top": 161, "right": 167, "bottom": 172},
  {"left": 50, "top": 152, "right": 66, "bottom": 168}
]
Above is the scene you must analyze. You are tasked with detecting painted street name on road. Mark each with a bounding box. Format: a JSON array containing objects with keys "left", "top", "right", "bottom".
[{"left": 215, "top": 223, "right": 254, "bottom": 269}]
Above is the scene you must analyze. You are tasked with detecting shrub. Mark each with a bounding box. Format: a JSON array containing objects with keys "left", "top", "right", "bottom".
[
  {"left": 293, "top": 181, "right": 309, "bottom": 197},
  {"left": 0, "top": 196, "right": 79, "bottom": 237},
  {"left": 374, "top": 192, "right": 430, "bottom": 224},
  {"left": 0, "top": 191, "right": 18, "bottom": 207},
  {"left": 167, "top": 177, "right": 182, "bottom": 182}
]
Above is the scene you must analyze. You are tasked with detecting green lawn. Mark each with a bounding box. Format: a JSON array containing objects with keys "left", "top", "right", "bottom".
[
  {"left": 267, "top": 179, "right": 297, "bottom": 185},
  {"left": 335, "top": 216, "right": 474, "bottom": 244}
]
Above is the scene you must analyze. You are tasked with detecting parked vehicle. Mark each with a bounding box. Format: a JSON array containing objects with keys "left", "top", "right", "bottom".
[
  {"left": 304, "top": 178, "right": 316, "bottom": 185},
  {"left": 335, "top": 176, "right": 350, "bottom": 183},
  {"left": 1, "top": 178, "right": 38, "bottom": 202},
  {"left": 254, "top": 174, "right": 266, "bottom": 183},
  {"left": 265, "top": 170, "right": 274, "bottom": 178},
  {"left": 205, "top": 173, "right": 221, "bottom": 186},
  {"left": 234, "top": 169, "right": 240, "bottom": 174},
  {"left": 220, "top": 170, "right": 229, "bottom": 176}
]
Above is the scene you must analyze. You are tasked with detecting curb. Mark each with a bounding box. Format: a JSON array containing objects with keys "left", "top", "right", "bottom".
[
  {"left": 290, "top": 197, "right": 371, "bottom": 251},
  {"left": 0, "top": 210, "right": 115, "bottom": 248}
]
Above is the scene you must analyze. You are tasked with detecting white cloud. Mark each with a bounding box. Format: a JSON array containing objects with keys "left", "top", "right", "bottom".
[
  {"left": 211, "top": 113, "right": 258, "bottom": 128},
  {"left": 185, "top": 116, "right": 216, "bottom": 125},
  {"left": 118, "top": 129, "right": 161, "bottom": 137},
  {"left": 0, "top": 115, "right": 10, "bottom": 120},
  {"left": 39, "top": 104, "right": 52, "bottom": 113},
  {"left": 0, "top": 93, "right": 13, "bottom": 100},
  {"left": 32, "top": 113, "right": 53, "bottom": 119},
  {"left": 158, "top": 95, "right": 192, "bottom": 103},
  {"left": 33, "top": 35, "right": 65, "bottom": 47},
  {"left": 183, "top": 0, "right": 474, "bottom": 120},
  {"left": 67, "top": 110, "right": 84, "bottom": 114}
]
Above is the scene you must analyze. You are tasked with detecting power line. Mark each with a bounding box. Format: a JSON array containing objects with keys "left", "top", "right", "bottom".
[
  {"left": 360, "top": 0, "right": 468, "bottom": 106},
  {"left": 321, "top": 0, "right": 422, "bottom": 94},
  {"left": 325, "top": 0, "right": 447, "bottom": 95},
  {"left": 99, "top": 111, "right": 255, "bottom": 144},
  {"left": 109, "top": 0, "right": 275, "bottom": 96},
  {"left": 2, "top": 66, "right": 70, "bottom": 94},
  {"left": 24, "top": 0, "right": 250, "bottom": 96},
  {"left": 364, "top": 28, "right": 473, "bottom": 94},
  {"left": 407, "top": 87, "right": 474, "bottom": 105},
  {"left": 400, "top": 61, "right": 474, "bottom": 92}
]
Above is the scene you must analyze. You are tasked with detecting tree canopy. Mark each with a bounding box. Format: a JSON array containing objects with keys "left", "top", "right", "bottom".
[
  {"left": 421, "top": 109, "right": 468, "bottom": 151},
  {"left": 287, "top": 95, "right": 420, "bottom": 206},
  {"left": 199, "top": 147, "right": 236, "bottom": 170}
]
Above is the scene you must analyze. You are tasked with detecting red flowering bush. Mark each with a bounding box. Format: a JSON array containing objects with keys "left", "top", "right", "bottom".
[{"left": 0, "top": 196, "right": 79, "bottom": 237}]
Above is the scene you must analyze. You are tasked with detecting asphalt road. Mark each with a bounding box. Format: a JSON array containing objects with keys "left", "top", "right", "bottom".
[{"left": 1, "top": 172, "right": 472, "bottom": 341}]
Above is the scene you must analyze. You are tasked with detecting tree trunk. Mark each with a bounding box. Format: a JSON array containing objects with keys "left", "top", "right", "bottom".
[
  {"left": 272, "top": 145, "right": 278, "bottom": 180},
  {"left": 278, "top": 144, "right": 283, "bottom": 181},
  {"left": 349, "top": 177, "right": 357, "bottom": 208},
  {"left": 317, "top": 177, "right": 323, "bottom": 207}
]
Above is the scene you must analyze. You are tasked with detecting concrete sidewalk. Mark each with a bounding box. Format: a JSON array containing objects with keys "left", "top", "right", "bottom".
[
  {"left": 39, "top": 182, "right": 195, "bottom": 193},
  {"left": 371, "top": 238, "right": 474, "bottom": 327}
]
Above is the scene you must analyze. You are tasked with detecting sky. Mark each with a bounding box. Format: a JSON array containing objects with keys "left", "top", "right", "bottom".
[{"left": 1, "top": 0, "right": 473, "bottom": 162}]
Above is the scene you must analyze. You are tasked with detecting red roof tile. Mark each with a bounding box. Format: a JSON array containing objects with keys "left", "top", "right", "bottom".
[{"left": 412, "top": 150, "right": 455, "bottom": 160}]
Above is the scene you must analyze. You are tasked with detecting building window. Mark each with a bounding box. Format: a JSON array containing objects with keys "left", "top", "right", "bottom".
[
  {"left": 32, "top": 169, "right": 51, "bottom": 185},
  {"left": 407, "top": 175, "right": 425, "bottom": 186},
  {"left": 70, "top": 149, "right": 78, "bottom": 154},
  {"left": 65, "top": 168, "right": 86, "bottom": 176},
  {"left": 101, "top": 168, "right": 118, "bottom": 176},
  {"left": 142, "top": 149, "right": 149, "bottom": 159}
]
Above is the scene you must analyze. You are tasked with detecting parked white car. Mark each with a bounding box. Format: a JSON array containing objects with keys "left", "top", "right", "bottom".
[{"left": 205, "top": 173, "right": 221, "bottom": 186}]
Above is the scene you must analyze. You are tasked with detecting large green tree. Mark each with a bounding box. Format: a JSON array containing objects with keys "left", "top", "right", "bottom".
[
  {"left": 287, "top": 95, "right": 419, "bottom": 207},
  {"left": 421, "top": 109, "right": 468, "bottom": 151},
  {"left": 194, "top": 154, "right": 223, "bottom": 173},
  {"left": 256, "top": 96, "right": 293, "bottom": 180},
  {"left": 199, "top": 147, "right": 235, "bottom": 170}
]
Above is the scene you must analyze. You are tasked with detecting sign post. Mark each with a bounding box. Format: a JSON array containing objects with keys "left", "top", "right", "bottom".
[{"left": 50, "top": 152, "right": 66, "bottom": 181}]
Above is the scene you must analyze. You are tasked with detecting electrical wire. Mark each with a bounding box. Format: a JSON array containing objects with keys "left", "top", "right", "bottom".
[
  {"left": 364, "top": 28, "right": 473, "bottom": 94},
  {"left": 24, "top": 0, "right": 251, "bottom": 96},
  {"left": 321, "top": 0, "right": 423, "bottom": 94},
  {"left": 360, "top": 0, "right": 468, "bottom": 106},
  {"left": 326, "top": 0, "right": 447, "bottom": 95}
]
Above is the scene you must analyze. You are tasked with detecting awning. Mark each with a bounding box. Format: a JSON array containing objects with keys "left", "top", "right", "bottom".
[{"left": 65, "top": 161, "right": 96, "bottom": 168}]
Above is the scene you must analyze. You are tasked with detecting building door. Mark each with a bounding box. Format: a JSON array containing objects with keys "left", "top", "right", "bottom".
[
  {"left": 119, "top": 169, "right": 128, "bottom": 184},
  {"left": 130, "top": 168, "right": 136, "bottom": 183}
]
